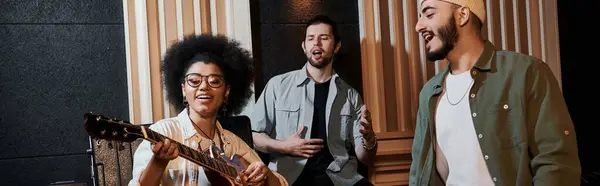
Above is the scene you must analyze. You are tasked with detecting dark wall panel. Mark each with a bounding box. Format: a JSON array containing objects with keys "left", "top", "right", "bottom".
[
  {"left": 257, "top": 0, "right": 358, "bottom": 24},
  {"left": 258, "top": 24, "right": 306, "bottom": 84},
  {"left": 331, "top": 24, "right": 362, "bottom": 95},
  {"left": 0, "top": 155, "right": 91, "bottom": 185},
  {"left": 0, "top": 0, "right": 127, "bottom": 185},
  {"left": 0, "top": 0, "right": 122, "bottom": 24},
  {"left": 0, "top": 25, "right": 128, "bottom": 159}
]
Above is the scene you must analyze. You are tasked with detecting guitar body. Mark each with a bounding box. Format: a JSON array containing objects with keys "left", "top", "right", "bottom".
[{"left": 204, "top": 144, "right": 250, "bottom": 186}]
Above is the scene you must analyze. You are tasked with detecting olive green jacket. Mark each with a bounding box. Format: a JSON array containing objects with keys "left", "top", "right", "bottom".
[{"left": 408, "top": 41, "right": 581, "bottom": 186}]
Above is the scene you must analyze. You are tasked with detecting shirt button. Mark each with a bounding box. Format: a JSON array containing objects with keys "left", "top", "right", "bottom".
[
  {"left": 503, "top": 104, "right": 509, "bottom": 109},
  {"left": 564, "top": 130, "right": 570, "bottom": 135},
  {"left": 472, "top": 113, "right": 477, "bottom": 117},
  {"left": 470, "top": 93, "right": 476, "bottom": 98},
  {"left": 493, "top": 177, "right": 497, "bottom": 182},
  {"left": 478, "top": 134, "right": 483, "bottom": 138},
  {"left": 484, "top": 155, "right": 489, "bottom": 160},
  {"left": 472, "top": 71, "right": 477, "bottom": 75}
]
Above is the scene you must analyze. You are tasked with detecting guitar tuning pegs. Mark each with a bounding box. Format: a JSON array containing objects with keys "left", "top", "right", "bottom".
[
  {"left": 112, "top": 131, "right": 118, "bottom": 136},
  {"left": 118, "top": 142, "right": 125, "bottom": 151},
  {"left": 100, "top": 129, "right": 106, "bottom": 136},
  {"left": 95, "top": 139, "right": 102, "bottom": 148}
]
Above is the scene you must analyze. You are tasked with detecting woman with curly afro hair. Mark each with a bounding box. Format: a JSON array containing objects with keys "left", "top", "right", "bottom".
[{"left": 129, "top": 34, "right": 288, "bottom": 186}]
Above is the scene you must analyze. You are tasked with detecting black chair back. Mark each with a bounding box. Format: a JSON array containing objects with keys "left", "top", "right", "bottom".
[{"left": 218, "top": 115, "right": 254, "bottom": 149}]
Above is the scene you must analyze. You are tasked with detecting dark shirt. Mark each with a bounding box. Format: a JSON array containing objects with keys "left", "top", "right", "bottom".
[{"left": 294, "top": 79, "right": 335, "bottom": 186}]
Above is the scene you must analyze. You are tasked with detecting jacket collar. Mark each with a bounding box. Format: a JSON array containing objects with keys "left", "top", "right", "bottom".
[
  {"left": 428, "top": 40, "right": 497, "bottom": 95},
  {"left": 472, "top": 40, "right": 496, "bottom": 71},
  {"left": 178, "top": 108, "right": 230, "bottom": 144},
  {"left": 294, "top": 63, "right": 341, "bottom": 87}
]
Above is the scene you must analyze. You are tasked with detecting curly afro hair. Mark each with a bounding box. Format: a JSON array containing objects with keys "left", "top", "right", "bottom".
[{"left": 161, "top": 34, "right": 254, "bottom": 117}]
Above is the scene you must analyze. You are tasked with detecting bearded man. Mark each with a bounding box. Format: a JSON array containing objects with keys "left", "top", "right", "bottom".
[
  {"left": 251, "top": 15, "right": 377, "bottom": 186},
  {"left": 409, "top": 0, "right": 581, "bottom": 186}
]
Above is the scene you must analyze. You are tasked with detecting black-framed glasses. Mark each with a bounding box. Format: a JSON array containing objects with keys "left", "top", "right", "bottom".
[{"left": 184, "top": 73, "right": 225, "bottom": 88}]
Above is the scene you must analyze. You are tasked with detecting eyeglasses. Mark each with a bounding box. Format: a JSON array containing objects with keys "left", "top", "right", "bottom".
[{"left": 184, "top": 73, "right": 225, "bottom": 88}]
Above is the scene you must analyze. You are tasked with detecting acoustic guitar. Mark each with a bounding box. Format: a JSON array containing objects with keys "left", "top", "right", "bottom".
[{"left": 83, "top": 113, "right": 255, "bottom": 186}]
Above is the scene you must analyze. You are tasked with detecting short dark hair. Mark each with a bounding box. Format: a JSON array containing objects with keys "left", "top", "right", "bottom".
[
  {"left": 305, "top": 14, "right": 340, "bottom": 44},
  {"left": 161, "top": 34, "right": 254, "bottom": 116}
]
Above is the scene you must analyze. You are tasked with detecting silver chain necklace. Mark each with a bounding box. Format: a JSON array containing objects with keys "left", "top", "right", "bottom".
[{"left": 446, "top": 78, "right": 474, "bottom": 106}]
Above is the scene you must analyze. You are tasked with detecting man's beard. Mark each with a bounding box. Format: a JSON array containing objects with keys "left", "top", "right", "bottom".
[
  {"left": 307, "top": 52, "right": 334, "bottom": 69},
  {"left": 426, "top": 15, "right": 458, "bottom": 61}
]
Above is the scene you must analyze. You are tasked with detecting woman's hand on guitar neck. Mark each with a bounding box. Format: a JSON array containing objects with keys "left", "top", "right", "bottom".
[
  {"left": 242, "top": 161, "right": 269, "bottom": 186},
  {"left": 140, "top": 139, "right": 180, "bottom": 185},
  {"left": 151, "top": 138, "right": 180, "bottom": 165}
]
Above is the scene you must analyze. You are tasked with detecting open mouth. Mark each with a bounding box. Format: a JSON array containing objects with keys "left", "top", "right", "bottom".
[
  {"left": 422, "top": 32, "right": 434, "bottom": 43},
  {"left": 196, "top": 94, "right": 212, "bottom": 100},
  {"left": 311, "top": 49, "right": 323, "bottom": 59}
]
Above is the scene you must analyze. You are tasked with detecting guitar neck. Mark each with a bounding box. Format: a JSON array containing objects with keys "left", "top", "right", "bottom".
[{"left": 140, "top": 126, "right": 238, "bottom": 179}]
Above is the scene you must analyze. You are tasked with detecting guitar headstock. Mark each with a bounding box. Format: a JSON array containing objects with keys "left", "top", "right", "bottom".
[{"left": 84, "top": 113, "right": 143, "bottom": 143}]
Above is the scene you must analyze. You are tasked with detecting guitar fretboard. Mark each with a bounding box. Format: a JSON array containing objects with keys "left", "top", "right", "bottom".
[{"left": 143, "top": 127, "right": 238, "bottom": 179}]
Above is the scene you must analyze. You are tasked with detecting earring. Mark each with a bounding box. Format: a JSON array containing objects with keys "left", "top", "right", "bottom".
[
  {"left": 183, "top": 95, "right": 188, "bottom": 107},
  {"left": 221, "top": 99, "right": 228, "bottom": 117}
]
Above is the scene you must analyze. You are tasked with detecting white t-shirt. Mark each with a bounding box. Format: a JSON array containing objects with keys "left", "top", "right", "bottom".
[{"left": 435, "top": 70, "right": 494, "bottom": 186}]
